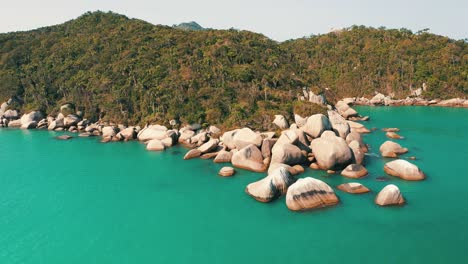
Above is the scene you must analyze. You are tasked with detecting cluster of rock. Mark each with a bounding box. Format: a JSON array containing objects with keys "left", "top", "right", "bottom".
[
  {"left": 343, "top": 93, "right": 468, "bottom": 108},
  {"left": 176, "top": 106, "right": 379, "bottom": 211},
  {"left": 1, "top": 96, "right": 429, "bottom": 211}
]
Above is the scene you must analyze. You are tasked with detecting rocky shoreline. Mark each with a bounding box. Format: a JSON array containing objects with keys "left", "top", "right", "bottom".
[
  {"left": 0, "top": 96, "right": 443, "bottom": 212},
  {"left": 343, "top": 93, "right": 468, "bottom": 108}
]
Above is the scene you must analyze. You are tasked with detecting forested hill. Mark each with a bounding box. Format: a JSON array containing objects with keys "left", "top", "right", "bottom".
[{"left": 0, "top": 11, "right": 466, "bottom": 128}]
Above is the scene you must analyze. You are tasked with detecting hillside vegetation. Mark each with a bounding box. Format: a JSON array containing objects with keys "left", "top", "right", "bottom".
[{"left": 0, "top": 11, "right": 466, "bottom": 128}]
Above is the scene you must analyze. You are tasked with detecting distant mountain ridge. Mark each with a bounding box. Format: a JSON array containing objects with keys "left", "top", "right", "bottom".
[
  {"left": 0, "top": 11, "right": 466, "bottom": 128},
  {"left": 173, "top": 21, "right": 205, "bottom": 31}
]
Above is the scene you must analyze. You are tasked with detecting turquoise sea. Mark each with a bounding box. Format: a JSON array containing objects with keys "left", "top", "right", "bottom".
[{"left": 0, "top": 106, "right": 467, "bottom": 264}]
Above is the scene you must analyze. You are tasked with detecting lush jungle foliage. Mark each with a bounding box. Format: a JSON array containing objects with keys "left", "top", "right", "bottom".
[{"left": 0, "top": 11, "right": 466, "bottom": 128}]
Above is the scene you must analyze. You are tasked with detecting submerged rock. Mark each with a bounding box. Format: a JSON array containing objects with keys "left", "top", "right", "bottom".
[
  {"left": 341, "top": 164, "right": 368, "bottom": 178},
  {"left": 337, "top": 182, "right": 370, "bottom": 194},
  {"left": 245, "top": 167, "right": 294, "bottom": 202},
  {"left": 379, "top": 141, "right": 408, "bottom": 158},
  {"left": 55, "top": 135, "right": 73, "bottom": 140},
  {"left": 286, "top": 177, "right": 339, "bottom": 211},
  {"left": 375, "top": 184, "right": 405, "bottom": 206},
  {"left": 78, "top": 132, "right": 93, "bottom": 137},
  {"left": 382, "top": 128, "right": 400, "bottom": 132},
  {"left": 386, "top": 131, "right": 403, "bottom": 139},
  {"left": 384, "top": 159, "right": 425, "bottom": 181}
]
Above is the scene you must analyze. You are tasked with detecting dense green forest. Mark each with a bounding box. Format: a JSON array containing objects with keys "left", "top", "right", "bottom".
[{"left": 0, "top": 11, "right": 466, "bottom": 128}]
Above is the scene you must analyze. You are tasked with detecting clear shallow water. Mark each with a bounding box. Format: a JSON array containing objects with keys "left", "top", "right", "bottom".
[{"left": 0, "top": 106, "right": 467, "bottom": 264}]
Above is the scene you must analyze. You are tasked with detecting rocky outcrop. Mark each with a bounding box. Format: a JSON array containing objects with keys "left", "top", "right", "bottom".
[
  {"left": 232, "top": 128, "right": 262, "bottom": 149},
  {"left": 20, "top": 111, "right": 43, "bottom": 129},
  {"left": 437, "top": 98, "right": 466, "bottom": 107},
  {"left": 375, "top": 184, "right": 405, "bottom": 206},
  {"left": 341, "top": 164, "right": 368, "bottom": 178},
  {"left": 337, "top": 183, "right": 370, "bottom": 194},
  {"left": 198, "top": 139, "right": 220, "bottom": 154},
  {"left": 348, "top": 140, "right": 365, "bottom": 164},
  {"left": 379, "top": 141, "right": 408, "bottom": 158},
  {"left": 208, "top": 126, "right": 221, "bottom": 137},
  {"left": 190, "top": 131, "right": 209, "bottom": 146},
  {"left": 102, "top": 126, "right": 117, "bottom": 139},
  {"left": 327, "top": 110, "right": 350, "bottom": 139},
  {"left": 370, "top": 93, "right": 386, "bottom": 105},
  {"left": 138, "top": 125, "right": 168, "bottom": 142},
  {"left": 272, "top": 115, "right": 289, "bottom": 129},
  {"left": 146, "top": 139, "right": 166, "bottom": 151},
  {"left": 36, "top": 119, "right": 48, "bottom": 129},
  {"left": 63, "top": 114, "right": 80, "bottom": 127},
  {"left": 116, "top": 127, "right": 137, "bottom": 141},
  {"left": 311, "top": 131, "right": 353, "bottom": 170},
  {"left": 271, "top": 142, "right": 305, "bottom": 165},
  {"left": 302, "top": 114, "right": 331, "bottom": 138},
  {"left": 178, "top": 129, "right": 195, "bottom": 143},
  {"left": 346, "top": 131, "right": 368, "bottom": 152},
  {"left": 276, "top": 130, "right": 299, "bottom": 145},
  {"left": 219, "top": 167, "right": 235, "bottom": 177},
  {"left": 213, "top": 150, "right": 233, "bottom": 163},
  {"left": 261, "top": 138, "right": 277, "bottom": 158},
  {"left": 294, "top": 114, "right": 307, "bottom": 127},
  {"left": 335, "top": 100, "right": 358, "bottom": 119},
  {"left": 3, "top": 109, "right": 19, "bottom": 120},
  {"left": 268, "top": 162, "right": 303, "bottom": 176},
  {"left": 347, "top": 121, "right": 371, "bottom": 134},
  {"left": 220, "top": 129, "right": 239, "bottom": 150},
  {"left": 231, "top": 144, "right": 266, "bottom": 172},
  {"left": 245, "top": 167, "right": 294, "bottom": 202},
  {"left": 7, "top": 119, "right": 22, "bottom": 127},
  {"left": 286, "top": 177, "right": 339, "bottom": 211},
  {"left": 48, "top": 118, "right": 64, "bottom": 130},
  {"left": 184, "top": 149, "right": 202, "bottom": 160},
  {"left": 382, "top": 128, "right": 400, "bottom": 132},
  {"left": 384, "top": 159, "right": 425, "bottom": 181}
]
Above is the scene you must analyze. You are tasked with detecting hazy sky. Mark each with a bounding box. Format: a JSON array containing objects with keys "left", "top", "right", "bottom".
[{"left": 1, "top": 0, "right": 466, "bottom": 41}]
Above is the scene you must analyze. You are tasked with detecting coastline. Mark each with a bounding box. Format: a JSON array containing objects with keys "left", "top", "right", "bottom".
[
  {"left": 341, "top": 94, "right": 468, "bottom": 108},
  {"left": 0, "top": 95, "right": 448, "bottom": 211}
]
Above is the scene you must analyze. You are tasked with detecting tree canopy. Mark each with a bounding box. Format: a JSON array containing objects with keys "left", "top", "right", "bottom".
[{"left": 0, "top": 11, "right": 466, "bottom": 129}]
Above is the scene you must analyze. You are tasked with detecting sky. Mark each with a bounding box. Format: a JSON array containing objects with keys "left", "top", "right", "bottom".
[{"left": 0, "top": 0, "right": 466, "bottom": 41}]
